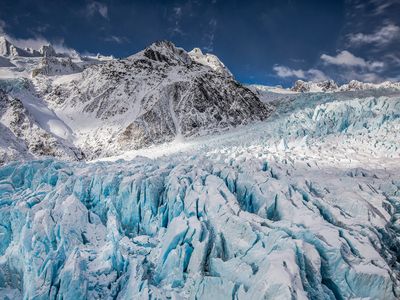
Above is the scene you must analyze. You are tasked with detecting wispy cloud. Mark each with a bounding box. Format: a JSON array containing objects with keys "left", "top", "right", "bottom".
[
  {"left": 104, "top": 35, "right": 130, "bottom": 44},
  {"left": 168, "top": 5, "right": 185, "bottom": 36},
  {"left": 369, "top": 0, "right": 400, "bottom": 15},
  {"left": 349, "top": 0, "right": 400, "bottom": 16},
  {"left": 203, "top": 18, "right": 217, "bottom": 52},
  {"left": 348, "top": 23, "right": 400, "bottom": 46},
  {"left": 87, "top": 1, "right": 109, "bottom": 20},
  {"left": 273, "top": 65, "right": 329, "bottom": 81},
  {"left": 321, "top": 50, "right": 383, "bottom": 71}
]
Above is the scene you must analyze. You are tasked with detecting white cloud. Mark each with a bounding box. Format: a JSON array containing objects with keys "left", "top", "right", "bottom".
[
  {"left": 273, "top": 65, "right": 329, "bottom": 81},
  {"left": 321, "top": 50, "right": 383, "bottom": 71},
  {"left": 307, "top": 69, "right": 330, "bottom": 81},
  {"left": 275, "top": 50, "right": 389, "bottom": 84},
  {"left": 348, "top": 23, "right": 400, "bottom": 46},
  {"left": 87, "top": 1, "right": 109, "bottom": 19},
  {"left": 273, "top": 65, "right": 305, "bottom": 78}
]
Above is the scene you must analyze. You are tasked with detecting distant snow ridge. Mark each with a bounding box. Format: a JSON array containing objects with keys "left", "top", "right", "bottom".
[
  {"left": 339, "top": 80, "right": 400, "bottom": 91},
  {"left": 289, "top": 79, "right": 400, "bottom": 93}
]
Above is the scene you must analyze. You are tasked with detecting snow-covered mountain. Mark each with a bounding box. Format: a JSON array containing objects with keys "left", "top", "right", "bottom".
[
  {"left": 0, "top": 38, "right": 271, "bottom": 162},
  {"left": 1, "top": 36, "right": 400, "bottom": 300},
  {"left": 42, "top": 41, "right": 271, "bottom": 158}
]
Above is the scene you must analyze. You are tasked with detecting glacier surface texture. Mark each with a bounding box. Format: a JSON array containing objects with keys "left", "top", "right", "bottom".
[{"left": 1, "top": 91, "right": 400, "bottom": 299}]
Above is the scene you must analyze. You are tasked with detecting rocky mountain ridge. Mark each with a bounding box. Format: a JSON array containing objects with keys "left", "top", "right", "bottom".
[{"left": 291, "top": 79, "right": 400, "bottom": 93}]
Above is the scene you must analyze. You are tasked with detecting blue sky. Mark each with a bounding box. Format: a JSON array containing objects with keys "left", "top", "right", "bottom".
[{"left": 0, "top": 0, "right": 399, "bottom": 86}]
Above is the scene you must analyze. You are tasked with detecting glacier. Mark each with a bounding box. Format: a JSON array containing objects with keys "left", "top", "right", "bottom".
[{"left": 1, "top": 90, "right": 400, "bottom": 299}]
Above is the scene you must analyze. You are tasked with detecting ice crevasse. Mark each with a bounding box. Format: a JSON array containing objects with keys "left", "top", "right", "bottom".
[{"left": 0, "top": 151, "right": 399, "bottom": 299}]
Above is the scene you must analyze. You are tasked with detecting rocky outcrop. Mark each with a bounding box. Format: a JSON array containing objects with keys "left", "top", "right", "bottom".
[{"left": 32, "top": 57, "right": 82, "bottom": 77}]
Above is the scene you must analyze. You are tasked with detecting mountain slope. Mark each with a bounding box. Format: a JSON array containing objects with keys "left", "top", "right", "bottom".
[{"left": 0, "top": 87, "right": 84, "bottom": 162}]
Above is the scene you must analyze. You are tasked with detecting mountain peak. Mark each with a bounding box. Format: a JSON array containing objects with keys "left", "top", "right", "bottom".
[{"left": 138, "top": 40, "right": 191, "bottom": 65}]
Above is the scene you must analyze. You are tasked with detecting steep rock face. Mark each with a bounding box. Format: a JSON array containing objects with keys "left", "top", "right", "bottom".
[{"left": 44, "top": 41, "right": 272, "bottom": 158}]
